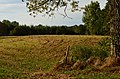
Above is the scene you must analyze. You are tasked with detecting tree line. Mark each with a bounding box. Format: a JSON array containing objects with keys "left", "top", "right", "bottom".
[
  {"left": 0, "top": 1, "right": 109, "bottom": 36},
  {"left": 0, "top": 20, "right": 86, "bottom": 36}
]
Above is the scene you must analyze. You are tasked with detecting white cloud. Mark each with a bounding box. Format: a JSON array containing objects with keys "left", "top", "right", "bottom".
[
  {"left": 0, "top": 3, "right": 25, "bottom": 12},
  {"left": 0, "top": 0, "right": 22, "bottom": 4}
]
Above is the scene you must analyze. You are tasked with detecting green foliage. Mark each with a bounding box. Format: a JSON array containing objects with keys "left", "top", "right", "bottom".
[
  {"left": 92, "top": 46, "right": 109, "bottom": 60},
  {"left": 72, "top": 25, "right": 86, "bottom": 35},
  {"left": 82, "top": 1, "right": 101, "bottom": 35},
  {"left": 2, "top": 20, "right": 19, "bottom": 34},
  {"left": 71, "top": 37, "right": 110, "bottom": 62},
  {"left": 71, "top": 44, "right": 109, "bottom": 61},
  {"left": 71, "top": 46, "right": 92, "bottom": 61},
  {"left": 98, "top": 37, "right": 110, "bottom": 48},
  {"left": 100, "top": 2, "right": 110, "bottom": 35},
  {"left": 10, "top": 25, "right": 31, "bottom": 36},
  {"left": 23, "top": 0, "right": 80, "bottom": 17},
  {"left": 0, "top": 22, "right": 8, "bottom": 35},
  {"left": 82, "top": 1, "right": 110, "bottom": 35},
  {"left": 0, "top": 19, "right": 88, "bottom": 36}
]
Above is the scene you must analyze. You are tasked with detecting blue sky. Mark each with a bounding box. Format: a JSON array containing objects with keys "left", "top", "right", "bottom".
[{"left": 0, "top": 0, "right": 107, "bottom": 26}]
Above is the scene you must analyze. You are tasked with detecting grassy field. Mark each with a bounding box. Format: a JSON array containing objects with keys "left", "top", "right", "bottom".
[{"left": 0, "top": 35, "right": 120, "bottom": 79}]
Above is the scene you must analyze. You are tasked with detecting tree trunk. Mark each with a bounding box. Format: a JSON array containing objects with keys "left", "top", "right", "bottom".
[{"left": 109, "top": 0, "right": 120, "bottom": 58}]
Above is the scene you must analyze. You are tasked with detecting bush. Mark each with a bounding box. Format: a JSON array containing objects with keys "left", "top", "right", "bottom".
[{"left": 71, "top": 45, "right": 109, "bottom": 62}]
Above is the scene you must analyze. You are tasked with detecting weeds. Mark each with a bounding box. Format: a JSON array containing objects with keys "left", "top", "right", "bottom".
[{"left": 71, "top": 45, "right": 109, "bottom": 62}]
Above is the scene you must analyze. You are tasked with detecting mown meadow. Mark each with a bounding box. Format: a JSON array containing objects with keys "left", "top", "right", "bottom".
[{"left": 0, "top": 35, "right": 120, "bottom": 79}]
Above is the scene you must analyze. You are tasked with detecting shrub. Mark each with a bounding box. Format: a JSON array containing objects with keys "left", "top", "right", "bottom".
[{"left": 71, "top": 44, "right": 109, "bottom": 62}]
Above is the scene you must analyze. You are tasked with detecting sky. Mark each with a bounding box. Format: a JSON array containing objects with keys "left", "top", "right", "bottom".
[{"left": 0, "top": 0, "right": 107, "bottom": 26}]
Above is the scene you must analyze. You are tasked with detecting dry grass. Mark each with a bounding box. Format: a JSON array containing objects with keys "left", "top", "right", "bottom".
[{"left": 0, "top": 35, "right": 109, "bottom": 78}]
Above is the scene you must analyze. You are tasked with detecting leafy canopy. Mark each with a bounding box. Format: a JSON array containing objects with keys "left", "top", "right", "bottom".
[
  {"left": 82, "top": 1, "right": 101, "bottom": 35},
  {"left": 22, "top": 0, "right": 80, "bottom": 17}
]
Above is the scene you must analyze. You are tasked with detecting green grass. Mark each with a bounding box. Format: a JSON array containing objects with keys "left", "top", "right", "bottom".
[{"left": 0, "top": 35, "right": 119, "bottom": 78}]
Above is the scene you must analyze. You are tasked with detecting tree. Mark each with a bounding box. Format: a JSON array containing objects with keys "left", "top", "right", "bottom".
[
  {"left": 72, "top": 24, "right": 86, "bottom": 35},
  {"left": 34, "top": 25, "right": 47, "bottom": 34},
  {"left": 82, "top": 1, "right": 102, "bottom": 35},
  {"left": 10, "top": 25, "right": 31, "bottom": 36},
  {"left": 100, "top": 2, "right": 110, "bottom": 35},
  {"left": 22, "top": 0, "right": 80, "bottom": 17},
  {"left": 56, "top": 26, "right": 67, "bottom": 35},
  {"left": 11, "top": 21, "right": 19, "bottom": 27},
  {"left": 2, "top": 20, "right": 11, "bottom": 26},
  {"left": 82, "top": 1, "right": 110, "bottom": 35},
  {"left": 0, "top": 22, "right": 8, "bottom": 35},
  {"left": 50, "top": 26, "right": 58, "bottom": 34},
  {"left": 108, "top": 0, "right": 120, "bottom": 58},
  {"left": 2, "top": 20, "right": 18, "bottom": 34},
  {"left": 30, "top": 25, "right": 37, "bottom": 35}
]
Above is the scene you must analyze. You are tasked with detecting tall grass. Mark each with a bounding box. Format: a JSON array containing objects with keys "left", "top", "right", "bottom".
[{"left": 70, "top": 38, "right": 110, "bottom": 62}]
